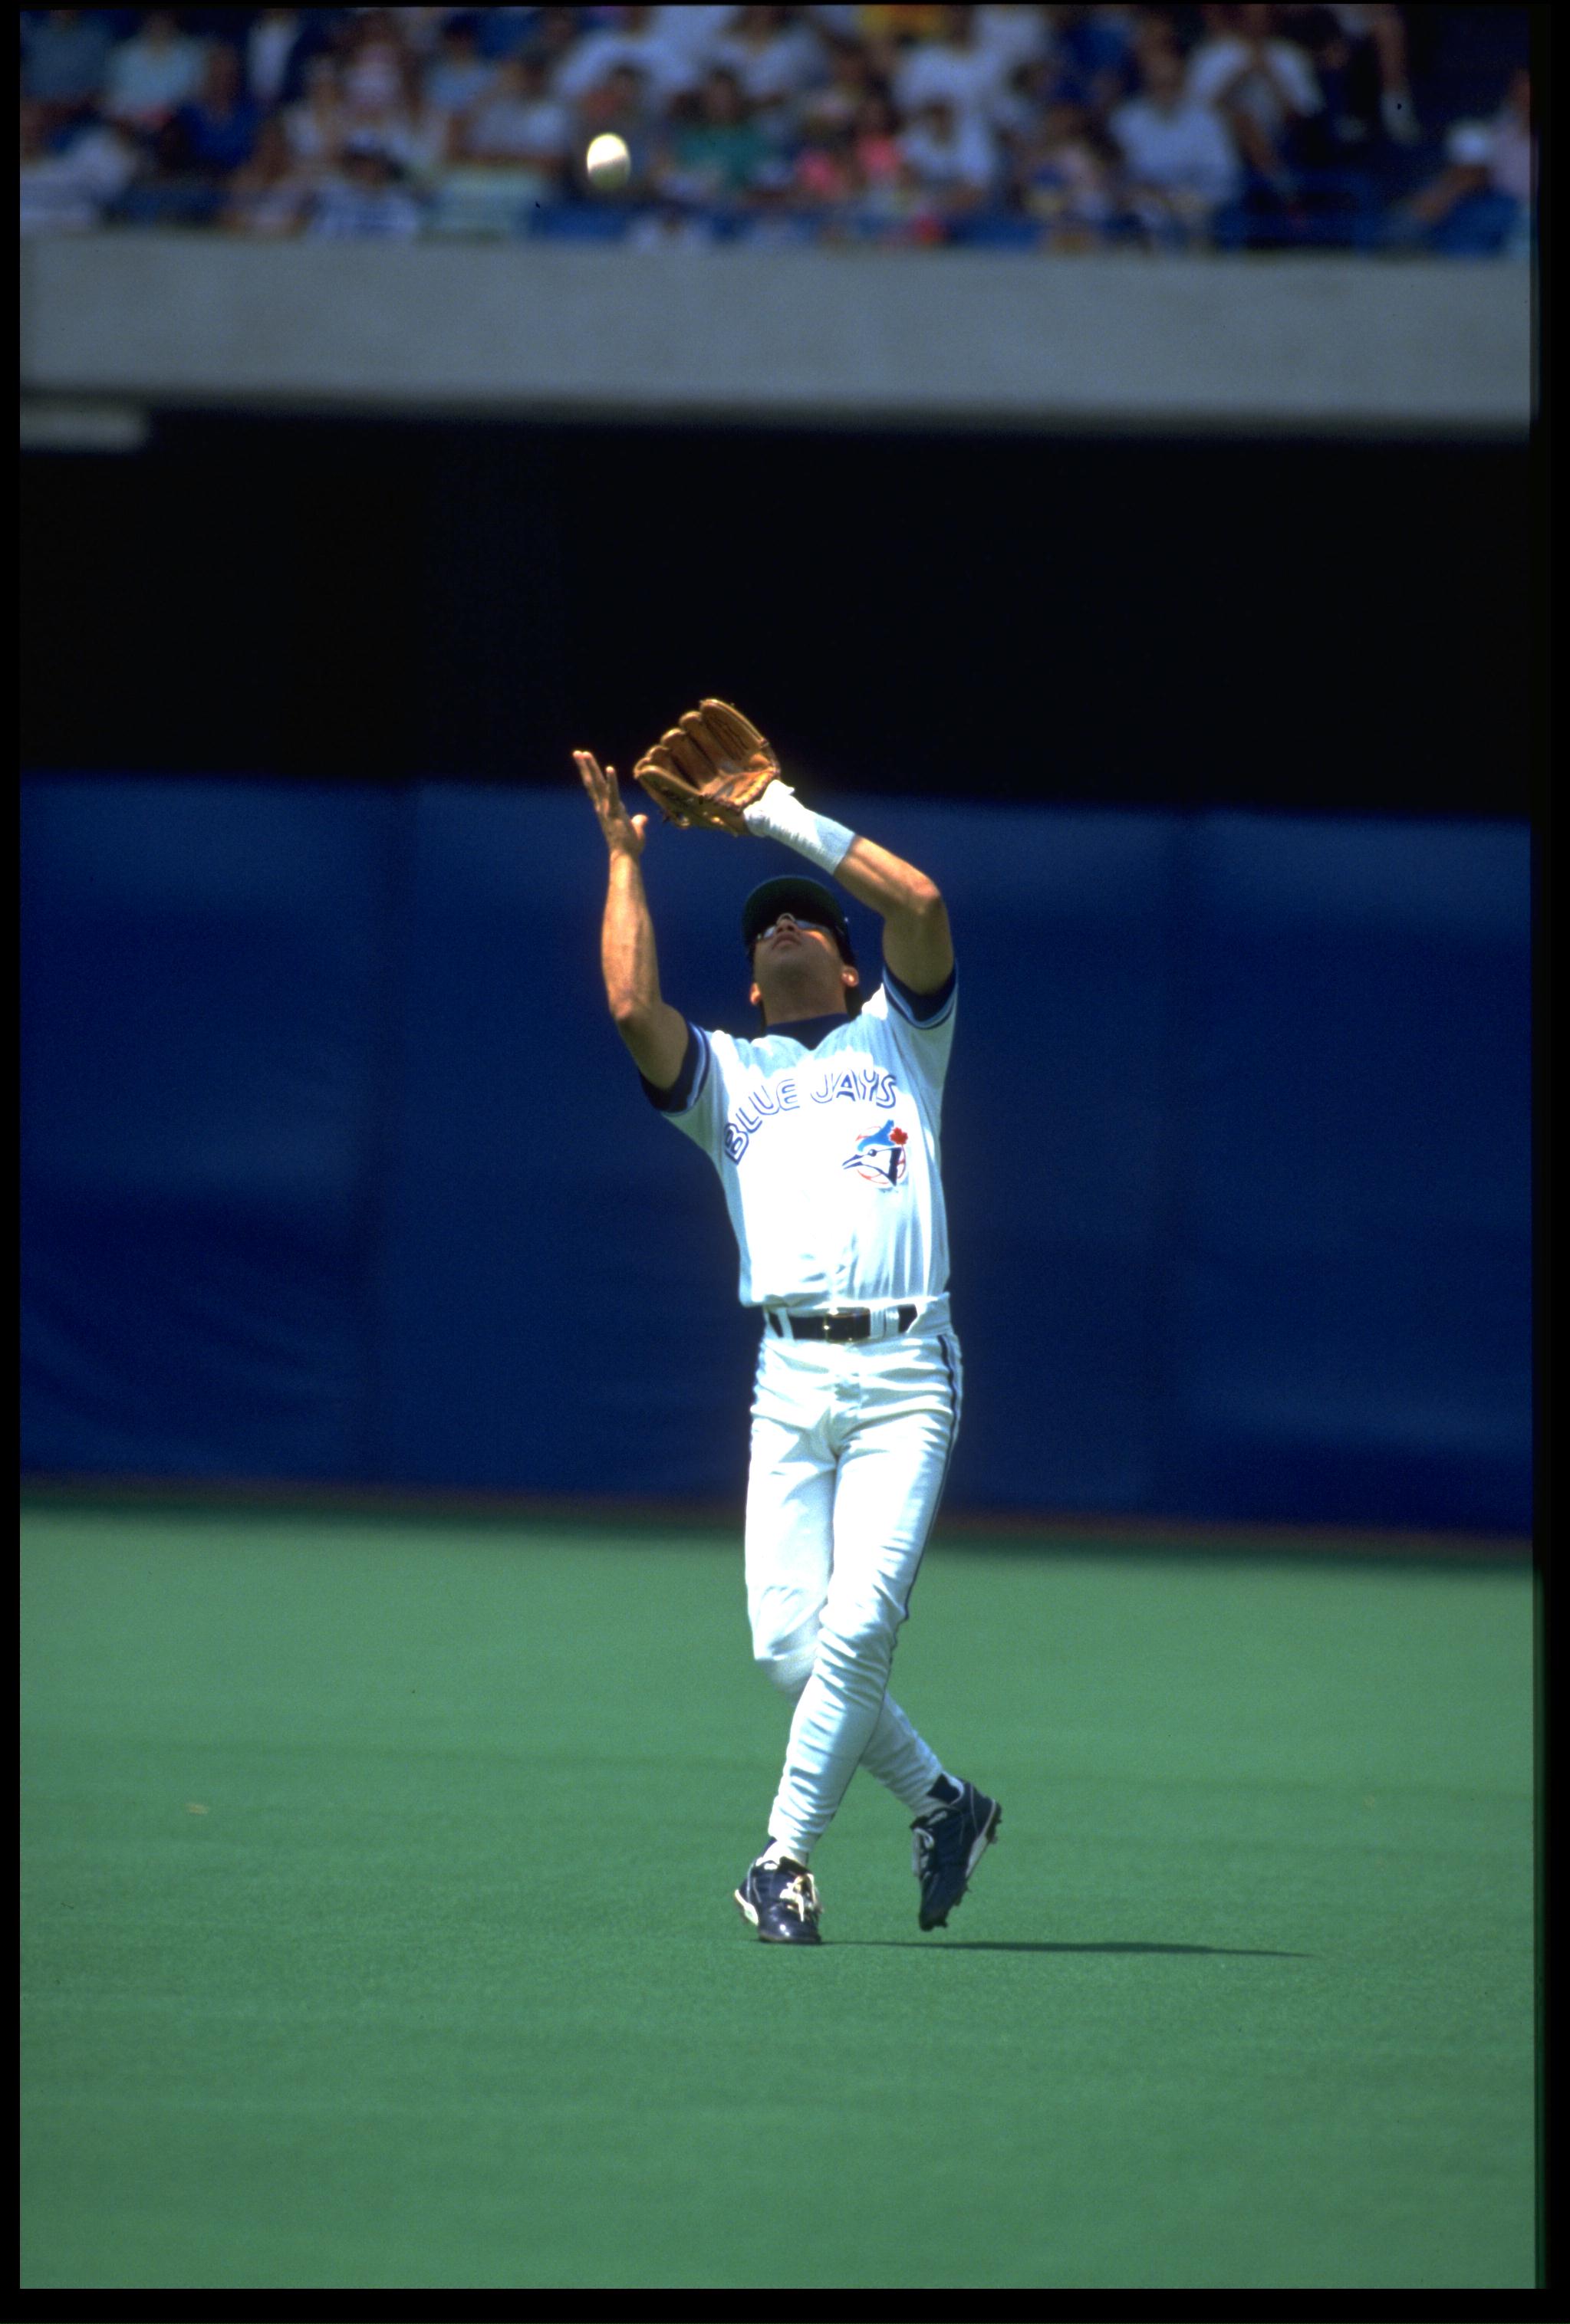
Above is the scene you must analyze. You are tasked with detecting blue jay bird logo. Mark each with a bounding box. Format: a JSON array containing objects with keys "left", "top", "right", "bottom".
[{"left": 844, "top": 1119, "right": 910, "bottom": 1188}]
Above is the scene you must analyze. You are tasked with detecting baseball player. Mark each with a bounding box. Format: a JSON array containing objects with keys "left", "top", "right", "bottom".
[{"left": 577, "top": 700, "right": 999, "bottom": 1946}]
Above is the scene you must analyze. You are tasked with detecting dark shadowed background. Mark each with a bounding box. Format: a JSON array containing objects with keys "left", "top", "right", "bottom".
[{"left": 22, "top": 413, "right": 1529, "bottom": 815}]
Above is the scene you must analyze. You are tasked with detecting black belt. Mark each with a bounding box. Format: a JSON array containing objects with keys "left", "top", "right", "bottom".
[{"left": 768, "top": 1304, "right": 918, "bottom": 1343}]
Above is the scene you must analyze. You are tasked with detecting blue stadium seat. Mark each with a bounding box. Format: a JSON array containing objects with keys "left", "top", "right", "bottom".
[
  {"left": 1212, "top": 165, "right": 1384, "bottom": 254},
  {"left": 1429, "top": 189, "right": 1525, "bottom": 255},
  {"left": 527, "top": 202, "right": 635, "bottom": 245},
  {"left": 944, "top": 212, "right": 1042, "bottom": 251},
  {"left": 107, "top": 181, "right": 225, "bottom": 228}
]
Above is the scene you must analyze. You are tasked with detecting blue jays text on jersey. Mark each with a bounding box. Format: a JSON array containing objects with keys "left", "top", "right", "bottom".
[
  {"left": 642, "top": 967, "right": 956, "bottom": 1313},
  {"left": 723, "top": 1062, "right": 901, "bottom": 1162}
]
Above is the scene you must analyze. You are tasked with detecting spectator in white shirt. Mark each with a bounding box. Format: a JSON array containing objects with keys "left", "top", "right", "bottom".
[
  {"left": 1394, "top": 67, "right": 1533, "bottom": 256},
  {"left": 972, "top": 3, "right": 1052, "bottom": 84},
  {"left": 427, "top": 50, "right": 572, "bottom": 232},
  {"left": 245, "top": 11, "right": 313, "bottom": 112},
  {"left": 1111, "top": 35, "right": 1241, "bottom": 242},
  {"left": 103, "top": 9, "right": 206, "bottom": 136},
  {"left": 422, "top": 15, "right": 497, "bottom": 123},
  {"left": 450, "top": 53, "right": 573, "bottom": 176},
  {"left": 898, "top": 95, "right": 998, "bottom": 214},
  {"left": 553, "top": 4, "right": 703, "bottom": 109},
  {"left": 650, "top": 2, "right": 742, "bottom": 75},
  {"left": 341, "top": 21, "right": 413, "bottom": 126},
  {"left": 337, "top": 21, "right": 443, "bottom": 182},
  {"left": 893, "top": 4, "right": 1015, "bottom": 135},
  {"left": 711, "top": 5, "right": 828, "bottom": 110},
  {"left": 20, "top": 94, "right": 139, "bottom": 231},
  {"left": 1187, "top": 2, "right": 1323, "bottom": 189}
]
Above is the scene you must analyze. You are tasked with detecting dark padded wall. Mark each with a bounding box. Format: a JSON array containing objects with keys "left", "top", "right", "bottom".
[{"left": 21, "top": 776, "right": 1530, "bottom": 1530}]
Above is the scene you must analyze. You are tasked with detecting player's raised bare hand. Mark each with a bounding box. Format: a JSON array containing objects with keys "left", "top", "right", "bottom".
[{"left": 576, "top": 749, "right": 647, "bottom": 860}]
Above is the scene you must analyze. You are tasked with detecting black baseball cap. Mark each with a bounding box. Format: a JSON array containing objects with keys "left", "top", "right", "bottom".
[{"left": 742, "top": 876, "right": 854, "bottom": 961}]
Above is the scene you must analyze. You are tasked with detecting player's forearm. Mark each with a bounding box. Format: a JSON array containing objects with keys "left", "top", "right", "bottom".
[
  {"left": 838, "top": 835, "right": 953, "bottom": 994},
  {"left": 834, "top": 834, "right": 944, "bottom": 929},
  {"left": 601, "top": 852, "right": 664, "bottom": 1022}
]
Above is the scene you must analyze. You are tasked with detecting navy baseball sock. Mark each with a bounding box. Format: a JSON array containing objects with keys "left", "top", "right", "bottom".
[{"left": 924, "top": 1773, "right": 963, "bottom": 1807}]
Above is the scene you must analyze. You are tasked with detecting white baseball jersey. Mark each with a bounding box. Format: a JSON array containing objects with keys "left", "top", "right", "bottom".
[{"left": 643, "top": 966, "right": 956, "bottom": 1311}]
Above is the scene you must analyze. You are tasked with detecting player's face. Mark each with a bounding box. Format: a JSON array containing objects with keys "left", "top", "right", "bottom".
[{"left": 749, "top": 915, "right": 856, "bottom": 1020}]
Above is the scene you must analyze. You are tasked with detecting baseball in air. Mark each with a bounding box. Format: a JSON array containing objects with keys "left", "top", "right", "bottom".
[{"left": 585, "top": 133, "right": 632, "bottom": 192}]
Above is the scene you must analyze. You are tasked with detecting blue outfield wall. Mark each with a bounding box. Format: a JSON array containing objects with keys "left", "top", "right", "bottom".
[{"left": 20, "top": 777, "right": 1531, "bottom": 1532}]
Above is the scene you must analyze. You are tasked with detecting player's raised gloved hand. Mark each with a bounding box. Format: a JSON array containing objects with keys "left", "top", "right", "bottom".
[{"left": 633, "top": 699, "right": 781, "bottom": 836}]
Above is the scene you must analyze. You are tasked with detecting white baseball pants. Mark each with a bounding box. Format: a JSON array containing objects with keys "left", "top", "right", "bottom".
[{"left": 744, "top": 1312, "right": 963, "bottom": 1865}]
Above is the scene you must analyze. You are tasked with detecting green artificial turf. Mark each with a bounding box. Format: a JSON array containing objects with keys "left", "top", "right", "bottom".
[{"left": 20, "top": 1506, "right": 1536, "bottom": 2289}]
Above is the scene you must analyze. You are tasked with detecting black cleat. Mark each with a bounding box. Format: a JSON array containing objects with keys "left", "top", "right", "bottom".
[
  {"left": 735, "top": 1856, "right": 823, "bottom": 1944},
  {"left": 911, "top": 1781, "right": 1001, "bottom": 1931}
]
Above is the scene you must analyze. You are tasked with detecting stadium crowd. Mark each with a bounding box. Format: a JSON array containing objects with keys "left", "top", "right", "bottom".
[{"left": 19, "top": 5, "right": 1533, "bottom": 254}]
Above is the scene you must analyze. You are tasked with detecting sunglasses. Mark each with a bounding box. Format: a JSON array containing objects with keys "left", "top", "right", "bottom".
[{"left": 752, "top": 913, "right": 838, "bottom": 945}]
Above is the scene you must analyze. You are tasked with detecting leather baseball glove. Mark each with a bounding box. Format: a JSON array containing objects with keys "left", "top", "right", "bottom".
[{"left": 633, "top": 699, "right": 781, "bottom": 835}]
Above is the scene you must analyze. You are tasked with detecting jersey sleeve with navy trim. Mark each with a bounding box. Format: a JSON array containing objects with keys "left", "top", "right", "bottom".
[
  {"left": 885, "top": 961, "right": 957, "bottom": 1027},
  {"left": 639, "top": 1022, "right": 700, "bottom": 1113},
  {"left": 640, "top": 1021, "right": 723, "bottom": 1140},
  {"left": 874, "top": 961, "right": 957, "bottom": 1110}
]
